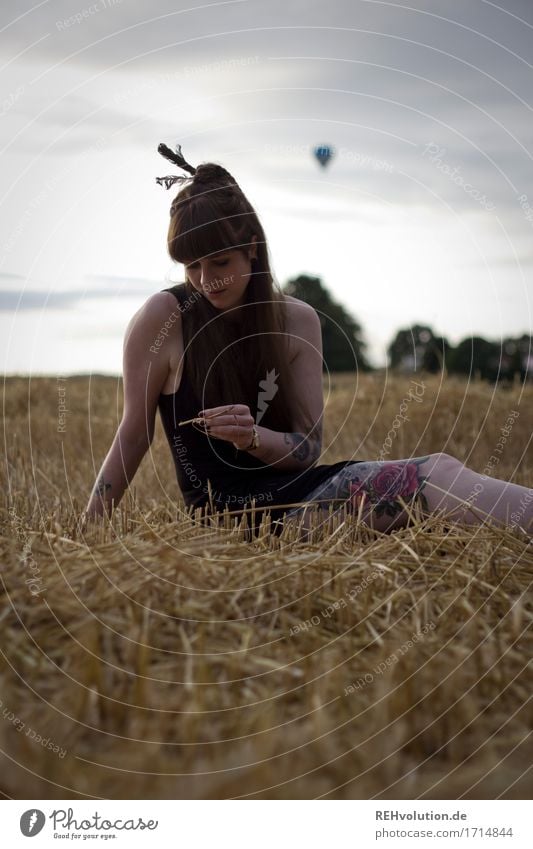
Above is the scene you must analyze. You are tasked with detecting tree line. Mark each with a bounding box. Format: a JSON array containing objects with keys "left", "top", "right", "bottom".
[{"left": 282, "top": 274, "right": 532, "bottom": 383}]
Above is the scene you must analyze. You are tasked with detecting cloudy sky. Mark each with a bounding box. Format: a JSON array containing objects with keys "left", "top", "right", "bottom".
[{"left": 1, "top": 0, "right": 532, "bottom": 373}]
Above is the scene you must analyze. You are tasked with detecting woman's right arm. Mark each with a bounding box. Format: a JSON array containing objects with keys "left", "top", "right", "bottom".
[{"left": 84, "top": 292, "right": 181, "bottom": 521}]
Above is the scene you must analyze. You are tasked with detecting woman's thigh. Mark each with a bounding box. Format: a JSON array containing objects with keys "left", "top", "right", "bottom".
[{"left": 283, "top": 454, "right": 455, "bottom": 534}]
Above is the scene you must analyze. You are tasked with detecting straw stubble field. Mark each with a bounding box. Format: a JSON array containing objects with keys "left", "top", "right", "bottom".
[{"left": 1, "top": 372, "right": 532, "bottom": 799}]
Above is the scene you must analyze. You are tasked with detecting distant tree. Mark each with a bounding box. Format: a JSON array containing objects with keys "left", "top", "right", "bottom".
[
  {"left": 447, "top": 336, "right": 499, "bottom": 381},
  {"left": 501, "top": 335, "right": 532, "bottom": 383},
  {"left": 385, "top": 322, "right": 531, "bottom": 383},
  {"left": 422, "top": 335, "right": 452, "bottom": 373},
  {"left": 516, "top": 333, "right": 533, "bottom": 382},
  {"left": 282, "top": 274, "right": 372, "bottom": 372},
  {"left": 387, "top": 324, "right": 438, "bottom": 371},
  {"left": 478, "top": 335, "right": 533, "bottom": 384}
]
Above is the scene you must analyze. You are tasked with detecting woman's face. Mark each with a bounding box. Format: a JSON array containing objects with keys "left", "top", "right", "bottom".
[{"left": 183, "top": 236, "right": 257, "bottom": 311}]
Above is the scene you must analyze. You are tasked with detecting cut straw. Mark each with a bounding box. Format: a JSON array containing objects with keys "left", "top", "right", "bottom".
[{"left": 178, "top": 410, "right": 232, "bottom": 426}]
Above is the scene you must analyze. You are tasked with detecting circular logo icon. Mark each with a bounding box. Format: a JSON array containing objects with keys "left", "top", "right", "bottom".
[{"left": 20, "top": 809, "right": 46, "bottom": 837}]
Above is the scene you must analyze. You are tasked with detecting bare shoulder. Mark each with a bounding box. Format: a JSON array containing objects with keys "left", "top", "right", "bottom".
[
  {"left": 281, "top": 294, "right": 321, "bottom": 336},
  {"left": 127, "top": 290, "right": 182, "bottom": 333},
  {"left": 282, "top": 293, "right": 317, "bottom": 314},
  {"left": 280, "top": 295, "right": 321, "bottom": 362},
  {"left": 124, "top": 290, "right": 182, "bottom": 350},
  {"left": 123, "top": 290, "right": 182, "bottom": 364},
  {"left": 122, "top": 290, "right": 184, "bottom": 398}
]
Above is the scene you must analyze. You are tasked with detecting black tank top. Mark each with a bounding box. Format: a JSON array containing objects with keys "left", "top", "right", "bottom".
[{"left": 157, "top": 283, "right": 362, "bottom": 527}]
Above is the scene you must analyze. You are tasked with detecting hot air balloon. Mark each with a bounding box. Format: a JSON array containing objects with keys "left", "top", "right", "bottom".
[{"left": 313, "top": 144, "right": 334, "bottom": 169}]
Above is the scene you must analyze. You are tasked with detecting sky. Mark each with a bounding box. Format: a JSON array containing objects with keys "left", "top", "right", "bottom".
[{"left": 1, "top": 0, "right": 532, "bottom": 374}]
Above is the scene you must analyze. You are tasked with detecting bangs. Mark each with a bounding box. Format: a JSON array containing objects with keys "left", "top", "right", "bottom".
[{"left": 169, "top": 197, "right": 247, "bottom": 265}]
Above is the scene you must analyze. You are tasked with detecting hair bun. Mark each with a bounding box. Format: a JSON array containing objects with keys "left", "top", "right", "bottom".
[{"left": 193, "top": 162, "right": 236, "bottom": 188}]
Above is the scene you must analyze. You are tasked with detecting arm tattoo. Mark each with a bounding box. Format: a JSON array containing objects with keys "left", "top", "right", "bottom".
[
  {"left": 96, "top": 475, "right": 112, "bottom": 498},
  {"left": 284, "top": 432, "right": 321, "bottom": 464}
]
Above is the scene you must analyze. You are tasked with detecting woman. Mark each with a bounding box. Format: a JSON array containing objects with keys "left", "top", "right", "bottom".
[{"left": 84, "top": 143, "right": 533, "bottom": 541}]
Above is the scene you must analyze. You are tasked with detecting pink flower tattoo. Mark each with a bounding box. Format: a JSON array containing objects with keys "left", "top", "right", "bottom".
[{"left": 348, "top": 459, "right": 430, "bottom": 519}]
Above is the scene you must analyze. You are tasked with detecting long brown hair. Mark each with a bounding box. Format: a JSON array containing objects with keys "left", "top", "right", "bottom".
[{"left": 165, "top": 162, "right": 316, "bottom": 436}]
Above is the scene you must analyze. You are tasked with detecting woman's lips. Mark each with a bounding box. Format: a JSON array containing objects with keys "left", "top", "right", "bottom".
[{"left": 205, "top": 287, "right": 228, "bottom": 296}]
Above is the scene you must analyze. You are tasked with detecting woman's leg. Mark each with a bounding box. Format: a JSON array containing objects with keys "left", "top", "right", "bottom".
[{"left": 282, "top": 454, "right": 533, "bottom": 537}]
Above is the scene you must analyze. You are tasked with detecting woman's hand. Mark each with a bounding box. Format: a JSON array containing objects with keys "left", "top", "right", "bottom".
[{"left": 197, "top": 403, "right": 255, "bottom": 451}]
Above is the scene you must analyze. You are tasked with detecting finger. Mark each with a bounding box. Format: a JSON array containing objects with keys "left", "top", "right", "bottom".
[
  {"left": 203, "top": 413, "right": 252, "bottom": 428},
  {"left": 203, "top": 425, "right": 236, "bottom": 443},
  {"left": 198, "top": 406, "right": 234, "bottom": 416},
  {"left": 198, "top": 405, "right": 250, "bottom": 418},
  {"left": 207, "top": 417, "right": 243, "bottom": 434},
  {"left": 203, "top": 416, "right": 231, "bottom": 429},
  {"left": 208, "top": 421, "right": 242, "bottom": 435}
]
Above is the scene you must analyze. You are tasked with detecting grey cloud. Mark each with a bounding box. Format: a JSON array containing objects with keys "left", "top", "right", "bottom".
[
  {"left": 0, "top": 289, "right": 82, "bottom": 310},
  {"left": 0, "top": 272, "right": 165, "bottom": 310},
  {"left": 3, "top": 0, "right": 532, "bottom": 82},
  {"left": 1, "top": 1, "right": 532, "bottom": 245}
]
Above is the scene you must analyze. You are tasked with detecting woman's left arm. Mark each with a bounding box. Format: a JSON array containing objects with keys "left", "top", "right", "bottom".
[
  {"left": 252, "top": 302, "right": 324, "bottom": 470},
  {"left": 201, "top": 303, "right": 324, "bottom": 471}
]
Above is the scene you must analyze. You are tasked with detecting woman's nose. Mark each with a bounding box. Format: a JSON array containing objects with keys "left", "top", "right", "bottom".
[{"left": 200, "top": 266, "right": 210, "bottom": 287}]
